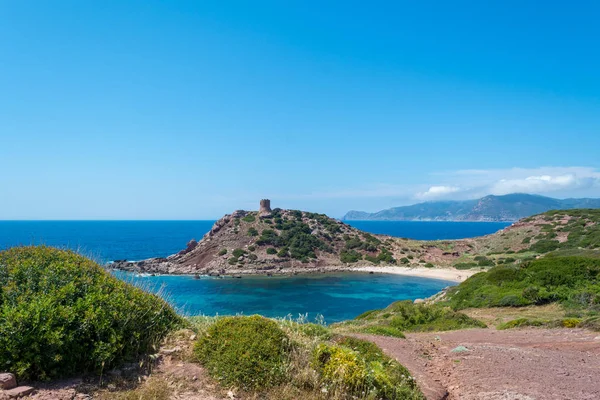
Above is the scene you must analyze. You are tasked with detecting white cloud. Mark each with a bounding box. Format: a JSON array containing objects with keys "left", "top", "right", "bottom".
[
  {"left": 416, "top": 185, "right": 461, "bottom": 200},
  {"left": 489, "top": 174, "right": 587, "bottom": 195}
]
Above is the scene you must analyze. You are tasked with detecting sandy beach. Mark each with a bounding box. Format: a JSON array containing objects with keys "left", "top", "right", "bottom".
[{"left": 350, "top": 266, "right": 479, "bottom": 282}]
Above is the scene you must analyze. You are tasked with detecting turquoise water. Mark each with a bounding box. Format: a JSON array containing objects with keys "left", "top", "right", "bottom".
[
  {"left": 114, "top": 271, "right": 453, "bottom": 323},
  {"left": 1, "top": 220, "right": 494, "bottom": 322}
]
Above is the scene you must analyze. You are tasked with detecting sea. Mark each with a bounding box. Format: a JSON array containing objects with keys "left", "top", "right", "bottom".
[{"left": 0, "top": 220, "right": 510, "bottom": 322}]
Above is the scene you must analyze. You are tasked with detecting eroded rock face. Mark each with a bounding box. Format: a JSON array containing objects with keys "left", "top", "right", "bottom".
[
  {"left": 0, "top": 373, "right": 16, "bottom": 390},
  {"left": 178, "top": 239, "right": 198, "bottom": 255}
]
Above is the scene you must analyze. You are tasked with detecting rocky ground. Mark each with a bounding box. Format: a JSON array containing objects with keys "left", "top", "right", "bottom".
[
  {"left": 7, "top": 325, "right": 599, "bottom": 400},
  {"left": 358, "top": 328, "right": 600, "bottom": 400}
]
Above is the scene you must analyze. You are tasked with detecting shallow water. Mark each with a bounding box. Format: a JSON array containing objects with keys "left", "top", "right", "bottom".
[{"left": 113, "top": 271, "right": 454, "bottom": 323}]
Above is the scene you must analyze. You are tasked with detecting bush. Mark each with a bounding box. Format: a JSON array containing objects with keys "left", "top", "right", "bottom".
[
  {"left": 266, "top": 247, "right": 277, "bottom": 255},
  {"left": 247, "top": 227, "right": 259, "bottom": 237},
  {"left": 529, "top": 239, "right": 560, "bottom": 253},
  {"left": 218, "top": 248, "right": 227, "bottom": 256},
  {"left": 232, "top": 248, "right": 246, "bottom": 258},
  {"left": 454, "top": 262, "right": 478, "bottom": 270},
  {"left": 424, "top": 263, "right": 435, "bottom": 268},
  {"left": 277, "top": 248, "right": 289, "bottom": 258},
  {"left": 340, "top": 249, "right": 362, "bottom": 263},
  {"left": 242, "top": 214, "right": 256, "bottom": 223},
  {"left": 446, "top": 256, "right": 600, "bottom": 310},
  {"left": 0, "top": 246, "right": 181, "bottom": 380},
  {"left": 312, "top": 337, "right": 423, "bottom": 399},
  {"left": 194, "top": 316, "right": 291, "bottom": 390}
]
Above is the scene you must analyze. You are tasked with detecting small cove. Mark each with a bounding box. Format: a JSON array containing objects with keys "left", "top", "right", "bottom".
[{"left": 113, "top": 271, "right": 454, "bottom": 323}]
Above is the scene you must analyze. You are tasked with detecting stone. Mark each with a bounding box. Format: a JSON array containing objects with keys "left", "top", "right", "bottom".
[
  {"left": 0, "top": 373, "right": 16, "bottom": 390},
  {"left": 451, "top": 346, "right": 470, "bottom": 353},
  {"left": 414, "top": 298, "right": 425, "bottom": 304},
  {"left": 3, "top": 386, "right": 34, "bottom": 398}
]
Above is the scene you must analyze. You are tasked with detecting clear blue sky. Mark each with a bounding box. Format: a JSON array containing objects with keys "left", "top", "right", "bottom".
[{"left": 1, "top": 1, "right": 599, "bottom": 219}]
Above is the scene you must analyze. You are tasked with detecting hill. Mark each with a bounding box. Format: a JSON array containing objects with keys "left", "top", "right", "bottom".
[
  {"left": 342, "top": 193, "right": 600, "bottom": 221},
  {"left": 111, "top": 200, "right": 600, "bottom": 277}
]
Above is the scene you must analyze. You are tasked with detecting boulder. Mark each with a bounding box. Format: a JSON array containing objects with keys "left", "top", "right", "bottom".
[
  {"left": 0, "top": 373, "right": 16, "bottom": 390},
  {"left": 3, "top": 386, "right": 34, "bottom": 398},
  {"left": 413, "top": 298, "right": 425, "bottom": 304}
]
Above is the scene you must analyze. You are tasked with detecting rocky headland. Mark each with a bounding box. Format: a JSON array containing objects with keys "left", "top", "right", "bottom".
[{"left": 110, "top": 201, "right": 600, "bottom": 279}]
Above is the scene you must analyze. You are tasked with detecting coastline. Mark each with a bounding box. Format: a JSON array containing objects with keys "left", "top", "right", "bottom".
[
  {"left": 349, "top": 266, "right": 478, "bottom": 282},
  {"left": 111, "top": 263, "right": 476, "bottom": 282}
]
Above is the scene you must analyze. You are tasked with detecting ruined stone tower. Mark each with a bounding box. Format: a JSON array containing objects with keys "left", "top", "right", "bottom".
[{"left": 259, "top": 199, "right": 272, "bottom": 216}]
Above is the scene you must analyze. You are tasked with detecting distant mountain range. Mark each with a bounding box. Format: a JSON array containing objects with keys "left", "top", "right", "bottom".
[{"left": 342, "top": 194, "right": 600, "bottom": 222}]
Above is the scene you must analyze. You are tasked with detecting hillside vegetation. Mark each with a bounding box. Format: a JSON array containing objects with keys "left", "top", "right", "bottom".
[
  {"left": 112, "top": 207, "right": 600, "bottom": 276},
  {"left": 0, "top": 246, "right": 181, "bottom": 380}
]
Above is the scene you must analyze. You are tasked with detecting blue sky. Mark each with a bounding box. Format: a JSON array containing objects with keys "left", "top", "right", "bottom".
[{"left": 1, "top": 1, "right": 599, "bottom": 219}]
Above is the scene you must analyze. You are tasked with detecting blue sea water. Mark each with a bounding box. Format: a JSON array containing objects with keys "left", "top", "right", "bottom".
[
  {"left": 0, "top": 220, "right": 507, "bottom": 321},
  {"left": 0, "top": 220, "right": 510, "bottom": 262},
  {"left": 114, "top": 271, "right": 453, "bottom": 323}
]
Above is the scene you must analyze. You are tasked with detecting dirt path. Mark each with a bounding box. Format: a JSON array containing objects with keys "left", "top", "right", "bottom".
[{"left": 357, "top": 328, "right": 600, "bottom": 400}]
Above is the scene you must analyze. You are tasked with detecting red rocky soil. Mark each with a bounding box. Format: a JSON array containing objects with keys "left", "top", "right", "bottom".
[{"left": 357, "top": 328, "right": 600, "bottom": 400}]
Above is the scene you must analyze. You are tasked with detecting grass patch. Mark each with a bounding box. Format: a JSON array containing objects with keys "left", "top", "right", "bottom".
[{"left": 334, "top": 301, "right": 485, "bottom": 337}]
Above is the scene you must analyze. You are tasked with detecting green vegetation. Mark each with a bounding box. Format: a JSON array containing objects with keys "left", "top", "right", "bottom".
[
  {"left": 247, "top": 227, "right": 259, "bottom": 237},
  {"left": 334, "top": 301, "right": 485, "bottom": 337},
  {"left": 266, "top": 247, "right": 277, "bottom": 255},
  {"left": 313, "top": 336, "right": 423, "bottom": 399},
  {"left": 256, "top": 217, "right": 332, "bottom": 261},
  {"left": 242, "top": 214, "right": 256, "bottom": 223},
  {"left": 454, "top": 262, "right": 478, "bottom": 270},
  {"left": 446, "top": 256, "right": 600, "bottom": 311},
  {"left": 218, "top": 248, "right": 227, "bottom": 256},
  {"left": 340, "top": 249, "right": 362, "bottom": 263},
  {"left": 192, "top": 315, "right": 423, "bottom": 399},
  {"left": 0, "top": 246, "right": 181, "bottom": 380},
  {"left": 194, "top": 316, "right": 291, "bottom": 390}
]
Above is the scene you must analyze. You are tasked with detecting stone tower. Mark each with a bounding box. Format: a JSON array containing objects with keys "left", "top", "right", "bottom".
[{"left": 259, "top": 199, "right": 272, "bottom": 216}]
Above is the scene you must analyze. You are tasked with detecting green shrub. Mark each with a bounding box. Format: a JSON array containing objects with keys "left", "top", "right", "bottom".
[
  {"left": 0, "top": 246, "right": 181, "bottom": 380},
  {"left": 446, "top": 256, "right": 600, "bottom": 310},
  {"left": 277, "top": 248, "right": 289, "bottom": 258},
  {"left": 340, "top": 249, "right": 362, "bottom": 263},
  {"left": 362, "top": 326, "right": 406, "bottom": 338},
  {"left": 424, "top": 263, "right": 434, "bottom": 268},
  {"left": 266, "top": 247, "right": 277, "bottom": 255},
  {"left": 194, "top": 316, "right": 291, "bottom": 390},
  {"left": 529, "top": 239, "right": 560, "bottom": 253},
  {"left": 454, "top": 262, "right": 478, "bottom": 270},
  {"left": 312, "top": 337, "right": 423, "bottom": 399},
  {"left": 232, "top": 248, "right": 246, "bottom": 258},
  {"left": 497, "top": 318, "right": 546, "bottom": 330},
  {"left": 247, "top": 227, "right": 259, "bottom": 237},
  {"left": 248, "top": 245, "right": 256, "bottom": 252},
  {"left": 218, "top": 248, "right": 227, "bottom": 256},
  {"left": 364, "top": 255, "right": 380, "bottom": 264},
  {"left": 385, "top": 301, "right": 486, "bottom": 332},
  {"left": 242, "top": 214, "right": 256, "bottom": 223}
]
